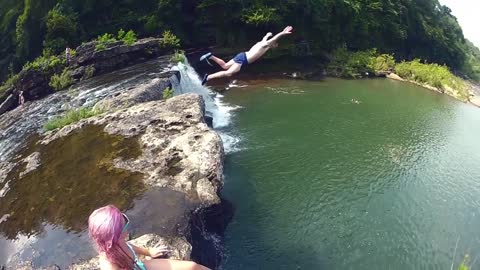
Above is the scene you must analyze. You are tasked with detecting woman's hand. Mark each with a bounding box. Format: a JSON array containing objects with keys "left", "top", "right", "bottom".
[{"left": 148, "top": 245, "right": 172, "bottom": 258}]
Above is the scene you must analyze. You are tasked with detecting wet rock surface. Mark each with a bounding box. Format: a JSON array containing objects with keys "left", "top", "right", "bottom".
[{"left": 42, "top": 94, "right": 224, "bottom": 205}]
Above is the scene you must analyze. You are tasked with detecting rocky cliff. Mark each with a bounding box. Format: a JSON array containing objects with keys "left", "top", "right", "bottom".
[{"left": 0, "top": 38, "right": 172, "bottom": 116}]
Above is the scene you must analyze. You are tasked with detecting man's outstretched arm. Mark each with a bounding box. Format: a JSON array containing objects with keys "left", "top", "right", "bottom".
[{"left": 266, "top": 26, "right": 294, "bottom": 46}]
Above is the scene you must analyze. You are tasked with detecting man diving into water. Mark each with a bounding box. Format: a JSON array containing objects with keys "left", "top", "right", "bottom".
[{"left": 200, "top": 26, "right": 294, "bottom": 85}]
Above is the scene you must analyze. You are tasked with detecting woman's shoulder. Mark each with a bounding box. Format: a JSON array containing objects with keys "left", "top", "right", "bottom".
[{"left": 98, "top": 253, "right": 121, "bottom": 270}]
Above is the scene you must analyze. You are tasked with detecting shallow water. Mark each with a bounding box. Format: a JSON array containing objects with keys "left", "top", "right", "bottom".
[
  {"left": 0, "top": 125, "right": 145, "bottom": 267},
  {"left": 221, "top": 78, "right": 480, "bottom": 270}
]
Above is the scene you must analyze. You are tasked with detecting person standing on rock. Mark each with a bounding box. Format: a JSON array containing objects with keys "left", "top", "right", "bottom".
[
  {"left": 199, "top": 26, "right": 294, "bottom": 85},
  {"left": 65, "top": 47, "right": 71, "bottom": 64},
  {"left": 18, "top": 91, "right": 25, "bottom": 106},
  {"left": 89, "top": 205, "right": 211, "bottom": 270}
]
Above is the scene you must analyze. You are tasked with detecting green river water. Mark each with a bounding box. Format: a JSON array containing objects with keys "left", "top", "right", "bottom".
[{"left": 220, "top": 78, "right": 480, "bottom": 270}]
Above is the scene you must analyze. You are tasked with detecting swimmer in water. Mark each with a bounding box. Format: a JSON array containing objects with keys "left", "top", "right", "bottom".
[{"left": 199, "top": 26, "right": 294, "bottom": 85}]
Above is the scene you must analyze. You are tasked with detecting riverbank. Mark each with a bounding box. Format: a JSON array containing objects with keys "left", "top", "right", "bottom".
[{"left": 386, "top": 72, "right": 480, "bottom": 107}]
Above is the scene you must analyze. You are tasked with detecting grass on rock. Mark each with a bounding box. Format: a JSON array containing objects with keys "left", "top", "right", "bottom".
[{"left": 44, "top": 107, "right": 104, "bottom": 131}]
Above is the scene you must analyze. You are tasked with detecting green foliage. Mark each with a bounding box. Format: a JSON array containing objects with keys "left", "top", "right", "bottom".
[
  {"left": 163, "top": 87, "right": 174, "bottom": 100},
  {"left": 171, "top": 50, "right": 186, "bottom": 64},
  {"left": 49, "top": 68, "right": 73, "bottom": 91},
  {"left": 243, "top": 5, "right": 279, "bottom": 25},
  {"left": 83, "top": 65, "right": 96, "bottom": 80},
  {"left": 118, "top": 29, "right": 137, "bottom": 45},
  {"left": 395, "top": 59, "right": 469, "bottom": 101},
  {"left": 327, "top": 47, "right": 378, "bottom": 78},
  {"left": 159, "top": 30, "right": 180, "bottom": 49},
  {"left": 44, "top": 5, "right": 78, "bottom": 54},
  {"left": 0, "top": 73, "right": 20, "bottom": 99},
  {"left": 95, "top": 30, "right": 137, "bottom": 51},
  {"left": 23, "top": 50, "right": 65, "bottom": 73},
  {"left": 370, "top": 54, "right": 396, "bottom": 74},
  {"left": 44, "top": 107, "right": 104, "bottom": 131},
  {"left": 2, "top": 0, "right": 480, "bottom": 84},
  {"left": 95, "top": 33, "right": 117, "bottom": 51},
  {"left": 15, "top": 0, "right": 32, "bottom": 59},
  {"left": 458, "top": 255, "right": 471, "bottom": 270}
]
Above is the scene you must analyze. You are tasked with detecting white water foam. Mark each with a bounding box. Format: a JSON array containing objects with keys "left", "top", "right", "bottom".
[{"left": 170, "top": 61, "right": 241, "bottom": 153}]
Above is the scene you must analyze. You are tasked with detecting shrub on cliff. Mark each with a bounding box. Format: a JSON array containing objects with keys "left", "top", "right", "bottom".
[
  {"left": 23, "top": 50, "right": 66, "bottom": 74},
  {"left": 0, "top": 74, "right": 20, "bottom": 98},
  {"left": 163, "top": 87, "right": 174, "bottom": 100},
  {"left": 118, "top": 29, "right": 137, "bottom": 45},
  {"left": 44, "top": 107, "right": 104, "bottom": 131},
  {"left": 49, "top": 68, "right": 73, "bottom": 91},
  {"left": 95, "top": 30, "right": 138, "bottom": 51},
  {"left": 370, "top": 54, "right": 396, "bottom": 74},
  {"left": 395, "top": 59, "right": 469, "bottom": 101},
  {"left": 159, "top": 30, "right": 180, "bottom": 49},
  {"left": 95, "top": 33, "right": 117, "bottom": 51},
  {"left": 171, "top": 50, "right": 186, "bottom": 64}
]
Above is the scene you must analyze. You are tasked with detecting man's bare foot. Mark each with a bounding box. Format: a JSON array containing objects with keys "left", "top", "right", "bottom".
[{"left": 266, "top": 32, "right": 273, "bottom": 38}]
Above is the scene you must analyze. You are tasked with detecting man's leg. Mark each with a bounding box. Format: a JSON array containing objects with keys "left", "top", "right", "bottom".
[
  {"left": 204, "top": 63, "right": 242, "bottom": 84},
  {"left": 209, "top": 56, "right": 235, "bottom": 70}
]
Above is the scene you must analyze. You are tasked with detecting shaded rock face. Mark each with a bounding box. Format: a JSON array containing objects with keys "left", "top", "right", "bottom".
[
  {"left": 16, "top": 69, "right": 54, "bottom": 100},
  {"left": 0, "top": 94, "right": 16, "bottom": 115},
  {"left": 94, "top": 76, "right": 175, "bottom": 111},
  {"left": 72, "top": 38, "right": 170, "bottom": 80}
]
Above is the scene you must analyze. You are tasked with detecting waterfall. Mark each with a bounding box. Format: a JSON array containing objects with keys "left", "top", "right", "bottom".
[
  {"left": 170, "top": 60, "right": 235, "bottom": 129},
  {"left": 170, "top": 60, "right": 240, "bottom": 152}
]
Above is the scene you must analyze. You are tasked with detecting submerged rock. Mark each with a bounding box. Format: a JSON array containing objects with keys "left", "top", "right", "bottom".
[
  {"left": 16, "top": 69, "right": 54, "bottom": 101},
  {"left": 19, "top": 152, "right": 41, "bottom": 177}
]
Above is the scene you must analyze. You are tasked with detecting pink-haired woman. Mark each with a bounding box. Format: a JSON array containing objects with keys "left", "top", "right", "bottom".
[{"left": 88, "top": 205, "right": 211, "bottom": 270}]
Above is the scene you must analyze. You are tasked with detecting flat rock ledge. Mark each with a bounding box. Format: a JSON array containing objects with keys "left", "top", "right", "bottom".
[{"left": 42, "top": 93, "right": 224, "bottom": 203}]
